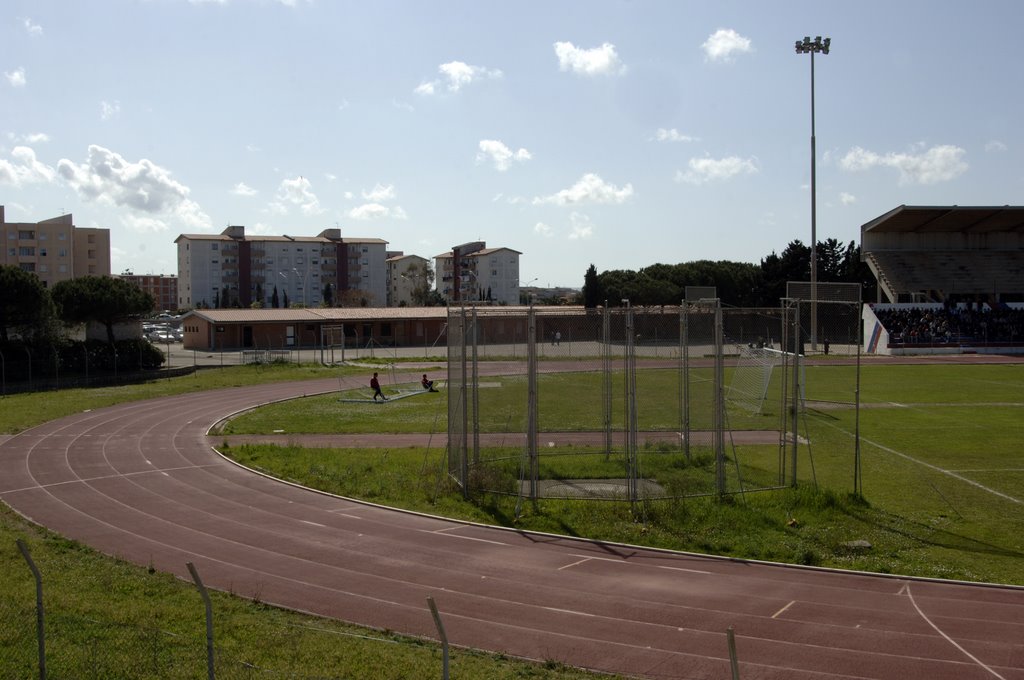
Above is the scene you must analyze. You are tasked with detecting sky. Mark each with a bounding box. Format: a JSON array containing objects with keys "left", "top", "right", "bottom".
[{"left": 2, "top": 1, "right": 1022, "bottom": 289}]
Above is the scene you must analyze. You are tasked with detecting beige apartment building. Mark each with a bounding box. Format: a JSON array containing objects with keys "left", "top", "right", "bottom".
[
  {"left": 175, "top": 225, "right": 389, "bottom": 310},
  {"left": 119, "top": 273, "right": 179, "bottom": 312},
  {"left": 385, "top": 253, "right": 431, "bottom": 306},
  {"left": 0, "top": 206, "right": 111, "bottom": 287},
  {"left": 435, "top": 241, "right": 522, "bottom": 305}
]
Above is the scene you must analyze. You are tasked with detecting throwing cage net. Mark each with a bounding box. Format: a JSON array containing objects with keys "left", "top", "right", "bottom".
[{"left": 446, "top": 297, "right": 868, "bottom": 512}]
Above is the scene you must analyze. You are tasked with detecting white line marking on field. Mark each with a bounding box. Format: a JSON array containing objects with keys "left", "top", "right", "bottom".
[
  {"left": 300, "top": 520, "right": 326, "bottom": 527},
  {"left": 423, "top": 529, "right": 507, "bottom": 545},
  {"left": 861, "top": 436, "right": 1022, "bottom": 505},
  {"left": 905, "top": 584, "right": 1007, "bottom": 679},
  {"left": 772, "top": 600, "right": 796, "bottom": 619}
]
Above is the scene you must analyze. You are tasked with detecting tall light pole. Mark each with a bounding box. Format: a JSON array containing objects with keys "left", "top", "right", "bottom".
[{"left": 795, "top": 35, "right": 830, "bottom": 350}]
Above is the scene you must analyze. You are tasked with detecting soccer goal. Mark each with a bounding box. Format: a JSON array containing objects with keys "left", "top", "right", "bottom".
[{"left": 727, "top": 345, "right": 803, "bottom": 414}]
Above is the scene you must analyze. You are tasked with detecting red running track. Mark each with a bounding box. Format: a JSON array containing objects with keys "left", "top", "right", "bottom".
[{"left": 2, "top": 375, "right": 1023, "bottom": 679}]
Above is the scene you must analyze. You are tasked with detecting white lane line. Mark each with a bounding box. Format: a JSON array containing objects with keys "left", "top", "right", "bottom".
[
  {"left": 771, "top": 600, "right": 796, "bottom": 619},
  {"left": 905, "top": 584, "right": 1007, "bottom": 680},
  {"left": 566, "top": 553, "right": 711, "bottom": 575},
  {"left": 543, "top": 606, "right": 596, "bottom": 617},
  {"left": 300, "top": 520, "right": 326, "bottom": 528},
  {"left": 422, "top": 529, "right": 507, "bottom": 546},
  {"left": 657, "top": 565, "right": 713, "bottom": 575},
  {"left": 558, "top": 557, "right": 592, "bottom": 571}
]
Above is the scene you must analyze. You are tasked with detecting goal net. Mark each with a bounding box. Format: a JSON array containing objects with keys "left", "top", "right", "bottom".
[{"left": 727, "top": 345, "right": 802, "bottom": 414}]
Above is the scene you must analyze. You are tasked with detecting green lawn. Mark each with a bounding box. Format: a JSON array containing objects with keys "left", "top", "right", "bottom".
[{"left": 222, "top": 361, "right": 1024, "bottom": 585}]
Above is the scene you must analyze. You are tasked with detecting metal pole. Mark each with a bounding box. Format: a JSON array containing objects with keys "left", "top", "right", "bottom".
[
  {"left": 16, "top": 540, "right": 45, "bottom": 680},
  {"left": 471, "top": 306, "right": 480, "bottom": 465},
  {"left": 527, "top": 302, "right": 539, "bottom": 499},
  {"left": 810, "top": 45, "right": 818, "bottom": 351},
  {"left": 854, "top": 303, "right": 863, "bottom": 496},
  {"left": 186, "top": 562, "right": 216, "bottom": 680},
  {"left": 714, "top": 300, "right": 726, "bottom": 497},
  {"left": 727, "top": 626, "right": 741, "bottom": 679},
  {"left": 426, "top": 597, "right": 449, "bottom": 680}
]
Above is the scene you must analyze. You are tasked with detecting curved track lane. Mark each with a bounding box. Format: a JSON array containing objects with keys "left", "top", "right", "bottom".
[{"left": 2, "top": 375, "right": 1023, "bottom": 679}]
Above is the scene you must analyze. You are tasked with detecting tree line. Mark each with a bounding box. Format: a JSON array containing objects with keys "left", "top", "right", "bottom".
[
  {"left": 0, "top": 267, "right": 161, "bottom": 381},
  {"left": 580, "top": 239, "right": 875, "bottom": 308}
]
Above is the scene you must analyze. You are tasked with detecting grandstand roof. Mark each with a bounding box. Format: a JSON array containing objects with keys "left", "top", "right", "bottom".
[{"left": 862, "top": 205, "right": 1024, "bottom": 235}]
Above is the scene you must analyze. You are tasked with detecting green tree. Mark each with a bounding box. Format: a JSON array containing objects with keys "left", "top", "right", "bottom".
[
  {"left": 404, "top": 261, "right": 437, "bottom": 306},
  {"left": 322, "top": 282, "right": 334, "bottom": 307},
  {"left": 0, "top": 265, "right": 58, "bottom": 343},
  {"left": 51, "top": 276, "right": 155, "bottom": 345},
  {"left": 271, "top": 285, "right": 280, "bottom": 309},
  {"left": 582, "top": 264, "right": 602, "bottom": 308}
]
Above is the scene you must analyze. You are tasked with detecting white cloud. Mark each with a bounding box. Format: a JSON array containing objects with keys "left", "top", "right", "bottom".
[
  {"left": 7, "top": 131, "right": 50, "bottom": 144},
  {"left": 337, "top": 99, "right": 350, "bottom": 111},
  {"left": 416, "top": 60, "right": 502, "bottom": 95},
  {"left": 568, "top": 212, "right": 593, "bottom": 240},
  {"left": 534, "top": 222, "right": 553, "bottom": 237},
  {"left": 122, "top": 214, "right": 169, "bottom": 233},
  {"left": 654, "top": 128, "right": 697, "bottom": 143},
  {"left": 534, "top": 173, "right": 633, "bottom": 206},
  {"left": 5, "top": 67, "right": 27, "bottom": 88},
  {"left": 392, "top": 98, "right": 415, "bottom": 112},
  {"left": 276, "top": 176, "right": 323, "bottom": 215},
  {"left": 347, "top": 203, "right": 407, "bottom": 220},
  {"left": 0, "top": 146, "right": 56, "bottom": 187},
  {"left": 231, "top": 182, "right": 257, "bottom": 196},
  {"left": 985, "top": 140, "right": 1008, "bottom": 153},
  {"left": 839, "top": 144, "right": 968, "bottom": 184},
  {"left": 100, "top": 100, "right": 121, "bottom": 121},
  {"left": 24, "top": 18, "right": 43, "bottom": 37},
  {"left": 56, "top": 144, "right": 211, "bottom": 229},
  {"left": 702, "top": 29, "right": 753, "bottom": 62},
  {"left": 554, "top": 41, "right": 625, "bottom": 76},
  {"left": 361, "top": 183, "right": 396, "bottom": 202},
  {"left": 675, "top": 156, "right": 758, "bottom": 185},
  {"left": 477, "top": 140, "right": 532, "bottom": 171},
  {"left": 839, "top": 192, "right": 856, "bottom": 205}
]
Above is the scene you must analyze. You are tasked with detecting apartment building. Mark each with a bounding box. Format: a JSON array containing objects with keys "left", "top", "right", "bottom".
[
  {"left": 0, "top": 206, "right": 111, "bottom": 287},
  {"left": 119, "top": 273, "right": 178, "bottom": 312},
  {"left": 175, "top": 225, "right": 388, "bottom": 310},
  {"left": 434, "top": 241, "right": 522, "bottom": 305},
  {"left": 385, "top": 253, "right": 431, "bottom": 307}
]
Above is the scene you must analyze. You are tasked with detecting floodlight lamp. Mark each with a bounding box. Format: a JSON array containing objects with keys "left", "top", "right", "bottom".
[
  {"left": 822, "top": 37, "right": 831, "bottom": 54},
  {"left": 795, "top": 39, "right": 803, "bottom": 53}
]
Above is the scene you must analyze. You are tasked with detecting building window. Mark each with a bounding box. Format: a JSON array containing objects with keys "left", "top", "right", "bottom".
[
  {"left": 39, "top": 248, "right": 47, "bottom": 257},
  {"left": 19, "top": 247, "right": 35, "bottom": 256},
  {"left": 58, "top": 264, "right": 68, "bottom": 273},
  {"left": 58, "top": 232, "right": 66, "bottom": 240},
  {"left": 20, "top": 263, "right": 35, "bottom": 272},
  {"left": 19, "top": 230, "right": 35, "bottom": 240},
  {"left": 88, "top": 249, "right": 96, "bottom": 259},
  {"left": 6, "top": 232, "right": 15, "bottom": 240},
  {"left": 58, "top": 248, "right": 67, "bottom": 257},
  {"left": 39, "top": 264, "right": 48, "bottom": 273},
  {"left": 39, "top": 232, "right": 47, "bottom": 240},
  {"left": 6, "top": 248, "right": 13, "bottom": 256},
  {"left": 361, "top": 247, "right": 368, "bottom": 253},
  {"left": 87, "top": 234, "right": 95, "bottom": 244},
  {"left": 211, "top": 243, "right": 218, "bottom": 250}
]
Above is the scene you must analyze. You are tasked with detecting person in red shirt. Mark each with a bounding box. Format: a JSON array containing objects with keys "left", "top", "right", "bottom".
[{"left": 370, "top": 372, "right": 387, "bottom": 402}]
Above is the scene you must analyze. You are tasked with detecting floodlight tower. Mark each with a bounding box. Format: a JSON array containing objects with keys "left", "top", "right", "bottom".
[{"left": 795, "top": 35, "right": 830, "bottom": 350}]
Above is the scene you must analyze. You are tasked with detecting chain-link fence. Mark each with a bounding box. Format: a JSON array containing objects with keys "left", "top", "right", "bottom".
[{"left": 3, "top": 540, "right": 454, "bottom": 680}]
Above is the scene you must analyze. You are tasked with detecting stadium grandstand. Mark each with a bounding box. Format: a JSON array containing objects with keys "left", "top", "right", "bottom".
[{"left": 860, "top": 205, "right": 1024, "bottom": 355}]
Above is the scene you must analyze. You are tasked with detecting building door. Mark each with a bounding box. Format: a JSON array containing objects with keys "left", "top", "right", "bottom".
[{"left": 243, "top": 326, "right": 253, "bottom": 348}]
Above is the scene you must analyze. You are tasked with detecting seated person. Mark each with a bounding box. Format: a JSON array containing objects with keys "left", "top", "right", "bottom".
[{"left": 421, "top": 374, "right": 438, "bottom": 392}]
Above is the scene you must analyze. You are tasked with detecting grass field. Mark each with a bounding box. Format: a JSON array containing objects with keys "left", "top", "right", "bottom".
[{"left": 222, "top": 360, "right": 1024, "bottom": 585}]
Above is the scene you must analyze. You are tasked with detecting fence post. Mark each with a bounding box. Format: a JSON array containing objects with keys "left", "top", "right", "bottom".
[
  {"left": 16, "top": 539, "right": 46, "bottom": 680},
  {"left": 186, "top": 562, "right": 215, "bottom": 680},
  {"left": 726, "top": 626, "right": 740, "bottom": 679},
  {"left": 426, "top": 597, "right": 449, "bottom": 680}
]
